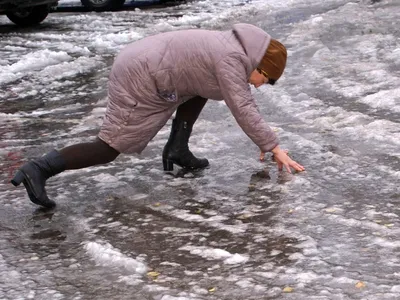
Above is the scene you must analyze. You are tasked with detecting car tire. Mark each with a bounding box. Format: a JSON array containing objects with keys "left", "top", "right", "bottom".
[
  {"left": 81, "top": 0, "right": 126, "bottom": 11},
  {"left": 6, "top": 5, "right": 50, "bottom": 26}
]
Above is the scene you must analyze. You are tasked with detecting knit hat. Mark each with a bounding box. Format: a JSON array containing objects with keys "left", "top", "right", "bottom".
[{"left": 258, "top": 39, "right": 287, "bottom": 82}]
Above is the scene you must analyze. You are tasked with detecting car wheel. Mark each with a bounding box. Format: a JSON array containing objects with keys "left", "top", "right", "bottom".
[
  {"left": 6, "top": 5, "right": 49, "bottom": 26},
  {"left": 81, "top": 0, "right": 126, "bottom": 11}
]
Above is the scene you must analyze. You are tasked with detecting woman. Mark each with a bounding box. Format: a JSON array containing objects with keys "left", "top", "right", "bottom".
[{"left": 11, "top": 23, "right": 305, "bottom": 208}]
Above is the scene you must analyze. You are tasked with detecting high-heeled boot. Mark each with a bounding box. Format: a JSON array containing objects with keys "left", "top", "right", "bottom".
[
  {"left": 162, "top": 118, "right": 209, "bottom": 171},
  {"left": 11, "top": 150, "right": 66, "bottom": 208}
]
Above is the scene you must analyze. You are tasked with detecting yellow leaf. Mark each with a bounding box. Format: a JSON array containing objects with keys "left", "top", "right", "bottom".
[
  {"left": 147, "top": 271, "right": 160, "bottom": 278},
  {"left": 288, "top": 209, "right": 294, "bottom": 214},
  {"left": 374, "top": 219, "right": 382, "bottom": 224},
  {"left": 153, "top": 203, "right": 161, "bottom": 207},
  {"left": 384, "top": 223, "right": 394, "bottom": 228},
  {"left": 355, "top": 281, "right": 366, "bottom": 289},
  {"left": 237, "top": 213, "right": 251, "bottom": 220},
  {"left": 283, "top": 286, "right": 294, "bottom": 293},
  {"left": 325, "top": 208, "right": 336, "bottom": 213},
  {"left": 208, "top": 287, "right": 216, "bottom": 293},
  {"left": 195, "top": 208, "right": 202, "bottom": 214}
]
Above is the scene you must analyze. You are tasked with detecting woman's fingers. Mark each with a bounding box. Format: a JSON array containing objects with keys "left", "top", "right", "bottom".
[
  {"left": 271, "top": 150, "right": 305, "bottom": 173},
  {"left": 285, "top": 163, "right": 292, "bottom": 173},
  {"left": 290, "top": 160, "right": 305, "bottom": 172},
  {"left": 260, "top": 152, "right": 265, "bottom": 161},
  {"left": 278, "top": 158, "right": 305, "bottom": 173},
  {"left": 294, "top": 160, "right": 305, "bottom": 171}
]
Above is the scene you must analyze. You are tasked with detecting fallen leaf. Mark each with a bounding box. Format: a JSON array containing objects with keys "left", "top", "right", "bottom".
[
  {"left": 384, "top": 223, "right": 394, "bottom": 228},
  {"left": 208, "top": 287, "right": 216, "bottom": 293},
  {"left": 147, "top": 271, "right": 160, "bottom": 279},
  {"left": 325, "top": 208, "right": 336, "bottom": 213},
  {"left": 355, "top": 281, "right": 366, "bottom": 289},
  {"left": 237, "top": 213, "right": 251, "bottom": 220},
  {"left": 283, "top": 286, "right": 294, "bottom": 293},
  {"left": 153, "top": 203, "right": 161, "bottom": 207},
  {"left": 288, "top": 209, "right": 294, "bottom": 214}
]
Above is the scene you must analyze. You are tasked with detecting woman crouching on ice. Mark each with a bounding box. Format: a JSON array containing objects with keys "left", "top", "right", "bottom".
[{"left": 11, "top": 23, "right": 305, "bottom": 208}]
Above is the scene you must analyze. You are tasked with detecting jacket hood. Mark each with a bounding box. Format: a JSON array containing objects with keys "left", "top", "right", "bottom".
[{"left": 232, "top": 23, "right": 271, "bottom": 71}]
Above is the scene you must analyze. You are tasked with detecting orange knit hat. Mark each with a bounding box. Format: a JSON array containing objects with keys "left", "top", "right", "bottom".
[{"left": 258, "top": 39, "right": 287, "bottom": 82}]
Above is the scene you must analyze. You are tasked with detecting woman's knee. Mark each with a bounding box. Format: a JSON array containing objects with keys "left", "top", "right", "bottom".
[{"left": 95, "top": 138, "right": 120, "bottom": 163}]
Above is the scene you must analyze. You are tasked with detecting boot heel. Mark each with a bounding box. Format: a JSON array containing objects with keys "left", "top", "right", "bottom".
[
  {"left": 11, "top": 170, "right": 25, "bottom": 186},
  {"left": 163, "top": 159, "right": 174, "bottom": 171}
]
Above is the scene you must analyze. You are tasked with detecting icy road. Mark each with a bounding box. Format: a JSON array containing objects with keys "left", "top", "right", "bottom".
[{"left": 0, "top": 0, "right": 399, "bottom": 299}]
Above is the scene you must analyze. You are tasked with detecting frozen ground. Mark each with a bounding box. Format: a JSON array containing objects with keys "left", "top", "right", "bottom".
[{"left": 0, "top": 0, "right": 399, "bottom": 299}]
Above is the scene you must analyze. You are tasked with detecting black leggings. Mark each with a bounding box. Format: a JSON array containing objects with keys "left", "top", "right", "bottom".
[
  {"left": 176, "top": 96, "right": 208, "bottom": 123},
  {"left": 59, "top": 96, "right": 208, "bottom": 170},
  {"left": 59, "top": 138, "right": 119, "bottom": 170}
]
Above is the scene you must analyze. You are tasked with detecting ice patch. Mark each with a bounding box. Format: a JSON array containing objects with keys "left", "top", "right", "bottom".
[
  {"left": 117, "top": 274, "right": 144, "bottom": 286},
  {"left": 359, "top": 88, "right": 400, "bottom": 113},
  {"left": 8, "top": 50, "right": 71, "bottom": 73},
  {"left": 170, "top": 208, "right": 248, "bottom": 234},
  {"left": 91, "top": 32, "right": 143, "bottom": 51},
  {"left": 224, "top": 253, "right": 249, "bottom": 265},
  {"left": 372, "top": 237, "right": 400, "bottom": 249},
  {"left": 39, "top": 56, "right": 105, "bottom": 81},
  {"left": 342, "top": 119, "right": 400, "bottom": 146},
  {"left": 91, "top": 173, "right": 120, "bottom": 183},
  {"left": 391, "top": 286, "right": 400, "bottom": 293},
  {"left": 0, "top": 50, "right": 72, "bottom": 85},
  {"left": 179, "top": 245, "right": 249, "bottom": 265},
  {"left": 84, "top": 241, "right": 147, "bottom": 274},
  {"left": 160, "top": 296, "right": 199, "bottom": 300}
]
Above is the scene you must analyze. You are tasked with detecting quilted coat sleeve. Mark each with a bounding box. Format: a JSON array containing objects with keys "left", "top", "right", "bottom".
[{"left": 215, "top": 55, "right": 279, "bottom": 152}]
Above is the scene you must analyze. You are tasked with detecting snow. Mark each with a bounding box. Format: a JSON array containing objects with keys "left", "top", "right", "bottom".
[
  {"left": 179, "top": 245, "right": 249, "bottom": 265},
  {"left": 84, "top": 241, "right": 148, "bottom": 274}
]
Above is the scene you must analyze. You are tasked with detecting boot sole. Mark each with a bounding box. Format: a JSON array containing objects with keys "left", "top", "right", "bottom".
[{"left": 163, "top": 158, "right": 209, "bottom": 171}]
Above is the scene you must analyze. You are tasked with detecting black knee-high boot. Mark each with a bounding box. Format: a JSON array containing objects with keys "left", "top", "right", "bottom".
[
  {"left": 11, "top": 150, "right": 66, "bottom": 208},
  {"left": 162, "top": 96, "right": 209, "bottom": 171},
  {"left": 11, "top": 138, "right": 119, "bottom": 208}
]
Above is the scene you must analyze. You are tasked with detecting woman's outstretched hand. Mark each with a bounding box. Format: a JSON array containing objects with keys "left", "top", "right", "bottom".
[{"left": 260, "top": 146, "right": 305, "bottom": 173}]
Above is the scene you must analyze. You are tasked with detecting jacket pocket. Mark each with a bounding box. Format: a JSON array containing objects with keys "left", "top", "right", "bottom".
[
  {"left": 153, "top": 69, "right": 179, "bottom": 103},
  {"left": 105, "top": 97, "right": 137, "bottom": 125},
  {"left": 157, "top": 89, "right": 178, "bottom": 103}
]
